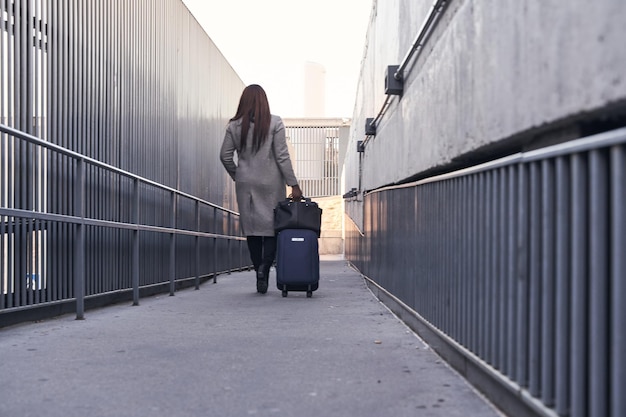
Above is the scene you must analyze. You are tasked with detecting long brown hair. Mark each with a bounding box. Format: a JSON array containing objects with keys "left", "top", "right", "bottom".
[{"left": 230, "top": 84, "right": 271, "bottom": 153}]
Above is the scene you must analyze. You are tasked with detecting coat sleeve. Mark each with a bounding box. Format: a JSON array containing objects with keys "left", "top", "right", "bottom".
[
  {"left": 272, "top": 117, "right": 299, "bottom": 187},
  {"left": 220, "top": 124, "right": 237, "bottom": 181}
]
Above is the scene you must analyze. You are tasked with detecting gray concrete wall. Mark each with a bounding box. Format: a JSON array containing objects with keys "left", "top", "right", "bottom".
[
  {"left": 316, "top": 195, "right": 344, "bottom": 255},
  {"left": 345, "top": 0, "right": 626, "bottom": 217}
]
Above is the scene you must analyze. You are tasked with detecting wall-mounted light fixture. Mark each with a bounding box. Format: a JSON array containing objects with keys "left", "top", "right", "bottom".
[
  {"left": 385, "top": 65, "right": 403, "bottom": 95},
  {"left": 365, "top": 118, "right": 376, "bottom": 136},
  {"left": 357, "top": 140, "right": 365, "bottom": 153}
]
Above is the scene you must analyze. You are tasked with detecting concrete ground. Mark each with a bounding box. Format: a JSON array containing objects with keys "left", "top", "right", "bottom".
[{"left": 0, "top": 258, "right": 503, "bottom": 417}]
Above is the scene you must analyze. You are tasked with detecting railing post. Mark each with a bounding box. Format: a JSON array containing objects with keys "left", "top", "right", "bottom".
[
  {"left": 195, "top": 200, "right": 200, "bottom": 290},
  {"left": 169, "top": 191, "right": 176, "bottom": 296},
  {"left": 132, "top": 178, "right": 139, "bottom": 306},
  {"left": 74, "top": 158, "right": 85, "bottom": 320},
  {"left": 227, "top": 213, "right": 232, "bottom": 275},
  {"left": 213, "top": 207, "right": 218, "bottom": 283}
]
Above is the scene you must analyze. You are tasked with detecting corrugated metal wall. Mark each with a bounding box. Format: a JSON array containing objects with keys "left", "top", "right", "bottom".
[
  {"left": 1, "top": 0, "right": 246, "bottom": 320},
  {"left": 345, "top": 128, "right": 626, "bottom": 417}
]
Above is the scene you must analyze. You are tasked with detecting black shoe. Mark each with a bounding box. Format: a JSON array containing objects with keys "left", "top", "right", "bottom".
[{"left": 256, "top": 269, "right": 268, "bottom": 294}]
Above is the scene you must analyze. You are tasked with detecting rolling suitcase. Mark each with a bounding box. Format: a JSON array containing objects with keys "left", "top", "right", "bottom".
[{"left": 276, "top": 228, "right": 319, "bottom": 298}]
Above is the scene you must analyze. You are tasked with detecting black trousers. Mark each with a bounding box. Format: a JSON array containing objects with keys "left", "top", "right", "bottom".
[{"left": 246, "top": 236, "right": 277, "bottom": 271}]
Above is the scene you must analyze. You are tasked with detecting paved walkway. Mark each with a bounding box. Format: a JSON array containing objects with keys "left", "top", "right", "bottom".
[{"left": 0, "top": 258, "right": 503, "bottom": 417}]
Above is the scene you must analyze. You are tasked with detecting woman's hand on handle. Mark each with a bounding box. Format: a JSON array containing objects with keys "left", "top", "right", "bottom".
[{"left": 291, "top": 185, "right": 303, "bottom": 201}]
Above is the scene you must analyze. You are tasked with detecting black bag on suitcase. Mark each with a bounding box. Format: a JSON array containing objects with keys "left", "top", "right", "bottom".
[
  {"left": 275, "top": 228, "right": 319, "bottom": 298},
  {"left": 273, "top": 197, "right": 322, "bottom": 237}
]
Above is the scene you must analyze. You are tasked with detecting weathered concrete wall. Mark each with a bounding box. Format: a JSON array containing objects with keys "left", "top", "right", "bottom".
[
  {"left": 316, "top": 196, "right": 344, "bottom": 255},
  {"left": 345, "top": 0, "right": 626, "bottom": 206}
]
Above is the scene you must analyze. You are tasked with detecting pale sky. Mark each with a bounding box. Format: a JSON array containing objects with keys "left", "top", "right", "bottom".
[{"left": 181, "top": 0, "right": 373, "bottom": 118}]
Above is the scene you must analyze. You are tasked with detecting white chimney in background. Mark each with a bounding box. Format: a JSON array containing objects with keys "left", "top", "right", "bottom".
[{"left": 303, "top": 61, "right": 326, "bottom": 117}]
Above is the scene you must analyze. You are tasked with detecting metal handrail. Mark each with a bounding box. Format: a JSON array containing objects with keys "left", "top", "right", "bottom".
[
  {"left": 366, "top": 126, "right": 626, "bottom": 196},
  {"left": 1, "top": 124, "right": 244, "bottom": 320},
  {"left": 394, "top": 0, "right": 449, "bottom": 82}
]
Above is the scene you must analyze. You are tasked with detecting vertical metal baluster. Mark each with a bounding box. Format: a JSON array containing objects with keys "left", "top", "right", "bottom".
[
  {"left": 445, "top": 182, "right": 452, "bottom": 333},
  {"left": 554, "top": 156, "right": 571, "bottom": 415},
  {"left": 27, "top": 210, "right": 33, "bottom": 306},
  {"left": 457, "top": 176, "right": 465, "bottom": 348},
  {"left": 424, "top": 184, "right": 432, "bottom": 322},
  {"left": 8, "top": 214, "right": 14, "bottom": 309},
  {"left": 436, "top": 181, "right": 447, "bottom": 329},
  {"left": 442, "top": 180, "right": 456, "bottom": 333},
  {"left": 227, "top": 212, "right": 232, "bottom": 275},
  {"left": 240, "top": 220, "right": 245, "bottom": 270},
  {"left": 132, "top": 178, "right": 139, "bottom": 306},
  {"left": 74, "top": 158, "right": 85, "bottom": 319},
  {"left": 506, "top": 164, "right": 518, "bottom": 380},
  {"left": 480, "top": 173, "right": 489, "bottom": 362},
  {"left": 588, "top": 149, "right": 609, "bottom": 417},
  {"left": 497, "top": 168, "right": 507, "bottom": 372},
  {"left": 469, "top": 175, "right": 478, "bottom": 353},
  {"left": 213, "top": 206, "right": 217, "bottom": 283},
  {"left": 412, "top": 189, "right": 420, "bottom": 315},
  {"left": 487, "top": 170, "right": 496, "bottom": 366},
  {"left": 420, "top": 184, "right": 428, "bottom": 322},
  {"left": 449, "top": 179, "right": 458, "bottom": 339},
  {"left": 195, "top": 200, "right": 199, "bottom": 289},
  {"left": 169, "top": 191, "right": 176, "bottom": 296},
  {"left": 477, "top": 173, "right": 486, "bottom": 358},
  {"left": 516, "top": 163, "right": 530, "bottom": 387},
  {"left": 541, "top": 159, "right": 555, "bottom": 406},
  {"left": 570, "top": 153, "right": 588, "bottom": 417},
  {"left": 528, "top": 162, "right": 541, "bottom": 396},
  {"left": 378, "top": 191, "right": 384, "bottom": 290},
  {"left": 434, "top": 182, "right": 446, "bottom": 328},
  {"left": 611, "top": 145, "right": 626, "bottom": 417}
]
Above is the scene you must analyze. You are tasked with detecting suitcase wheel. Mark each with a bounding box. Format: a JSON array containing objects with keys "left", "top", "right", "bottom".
[
  {"left": 282, "top": 290, "right": 288, "bottom": 297},
  {"left": 306, "top": 291, "right": 312, "bottom": 298}
]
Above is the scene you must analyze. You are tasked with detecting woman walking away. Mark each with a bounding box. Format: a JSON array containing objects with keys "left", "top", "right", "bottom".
[{"left": 220, "top": 84, "right": 302, "bottom": 294}]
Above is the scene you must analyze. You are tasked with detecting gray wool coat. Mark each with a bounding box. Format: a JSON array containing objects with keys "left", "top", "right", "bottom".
[{"left": 220, "top": 115, "right": 299, "bottom": 237}]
